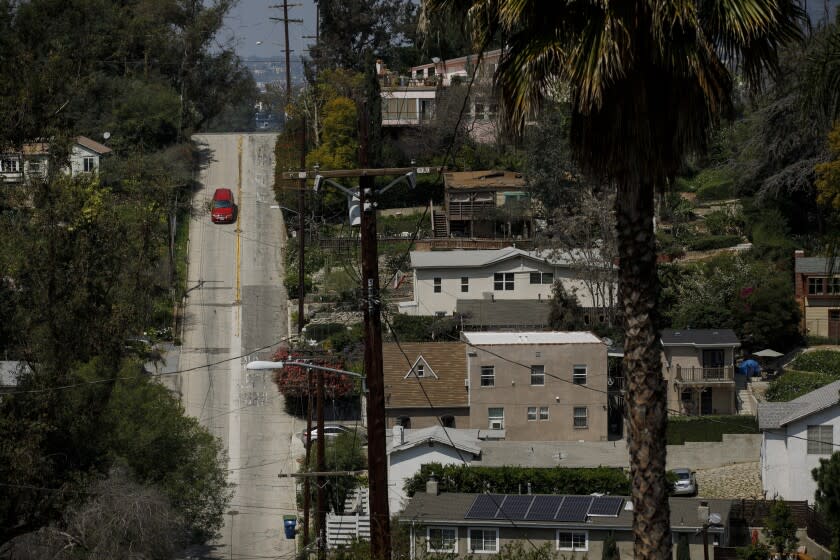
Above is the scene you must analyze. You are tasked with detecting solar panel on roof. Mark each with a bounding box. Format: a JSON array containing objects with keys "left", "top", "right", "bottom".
[
  {"left": 525, "top": 495, "right": 563, "bottom": 521},
  {"left": 555, "top": 496, "right": 593, "bottom": 522},
  {"left": 464, "top": 494, "right": 503, "bottom": 519},
  {"left": 496, "top": 495, "right": 534, "bottom": 520},
  {"left": 588, "top": 496, "right": 624, "bottom": 517}
]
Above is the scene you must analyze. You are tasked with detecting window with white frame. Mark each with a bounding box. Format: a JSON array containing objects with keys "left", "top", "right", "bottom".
[
  {"left": 493, "top": 272, "right": 514, "bottom": 291},
  {"left": 557, "top": 530, "right": 588, "bottom": 551},
  {"left": 1, "top": 158, "right": 21, "bottom": 173},
  {"left": 461, "top": 277, "right": 469, "bottom": 293},
  {"left": 469, "top": 528, "right": 498, "bottom": 553},
  {"left": 433, "top": 277, "right": 442, "bottom": 293},
  {"left": 415, "top": 364, "right": 425, "bottom": 377},
  {"left": 480, "top": 366, "right": 495, "bottom": 387},
  {"left": 807, "top": 425, "right": 834, "bottom": 455},
  {"left": 528, "top": 406, "right": 550, "bottom": 421},
  {"left": 539, "top": 406, "right": 549, "bottom": 420},
  {"left": 573, "top": 407, "right": 588, "bottom": 428},
  {"left": 527, "top": 406, "right": 538, "bottom": 421},
  {"left": 572, "top": 365, "right": 587, "bottom": 385},
  {"left": 427, "top": 527, "right": 457, "bottom": 553},
  {"left": 530, "top": 365, "right": 545, "bottom": 386},
  {"left": 488, "top": 408, "right": 504, "bottom": 430},
  {"left": 83, "top": 156, "right": 95, "bottom": 172}
]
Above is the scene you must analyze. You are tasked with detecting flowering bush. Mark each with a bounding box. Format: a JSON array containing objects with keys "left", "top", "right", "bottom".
[{"left": 270, "top": 348, "right": 355, "bottom": 400}]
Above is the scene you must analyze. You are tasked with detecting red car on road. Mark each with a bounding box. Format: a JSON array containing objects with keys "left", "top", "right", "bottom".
[{"left": 211, "top": 188, "right": 235, "bottom": 223}]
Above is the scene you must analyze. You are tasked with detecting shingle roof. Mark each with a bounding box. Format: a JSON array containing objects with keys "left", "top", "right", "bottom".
[
  {"left": 461, "top": 331, "right": 603, "bottom": 345},
  {"left": 409, "top": 248, "right": 587, "bottom": 269},
  {"left": 443, "top": 170, "right": 526, "bottom": 190},
  {"left": 383, "top": 342, "right": 468, "bottom": 409},
  {"left": 757, "top": 379, "right": 840, "bottom": 429},
  {"left": 795, "top": 256, "right": 840, "bottom": 274},
  {"left": 456, "top": 299, "right": 551, "bottom": 329},
  {"left": 388, "top": 426, "right": 481, "bottom": 456},
  {"left": 75, "top": 136, "right": 112, "bottom": 155},
  {"left": 660, "top": 329, "right": 740, "bottom": 347},
  {"left": 399, "top": 492, "right": 731, "bottom": 531}
]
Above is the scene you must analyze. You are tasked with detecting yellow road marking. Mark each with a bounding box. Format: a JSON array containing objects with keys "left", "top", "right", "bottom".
[{"left": 235, "top": 135, "right": 243, "bottom": 307}]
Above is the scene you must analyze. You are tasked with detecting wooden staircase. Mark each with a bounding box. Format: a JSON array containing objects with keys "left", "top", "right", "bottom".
[{"left": 432, "top": 210, "right": 448, "bottom": 238}]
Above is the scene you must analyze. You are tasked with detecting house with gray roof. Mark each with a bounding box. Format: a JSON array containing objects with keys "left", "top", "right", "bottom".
[
  {"left": 794, "top": 249, "right": 840, "bottom": 341},
  {"left": 398, "top": 248, "right": 612, "bottom": 319},
  {"left": 400, "top": 488, "right": 733, "bottom": 559},
  {"left": 661, "top": 328, "right": 741, "bottom": 416},
  {"left": 758, "top": 379, "right": 840, "bottom": 502}
]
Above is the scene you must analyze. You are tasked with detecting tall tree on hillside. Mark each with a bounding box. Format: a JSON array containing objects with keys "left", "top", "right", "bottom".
[{"left": 421, "top": 1, "right": 804, "bottom": 558}]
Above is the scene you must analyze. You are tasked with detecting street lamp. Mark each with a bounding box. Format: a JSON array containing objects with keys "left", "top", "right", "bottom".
[{"left": 246, "top": 360, "right": 363, "bottom": 378}]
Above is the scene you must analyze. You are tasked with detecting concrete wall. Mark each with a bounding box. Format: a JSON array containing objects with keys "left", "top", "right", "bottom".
[
  {"left": 668, "top": 434, "right": 761, "bottom": 469},
  {"left": 389, "top": 443, "right": 474, "bottom": 514},
  {"left": 762, "top": 406, "right": 839, "bottom": 503},
  {"left": 467, "top": 341, "right": 608, "bottom": 441}
]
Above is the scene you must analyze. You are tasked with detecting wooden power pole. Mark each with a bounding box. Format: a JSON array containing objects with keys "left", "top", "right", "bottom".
[
  {"left": 269, "top": 1, "right": 302, "bottom": 106},
  {"left": 316, "top": 369, "right": 326, "bottom": 560}
]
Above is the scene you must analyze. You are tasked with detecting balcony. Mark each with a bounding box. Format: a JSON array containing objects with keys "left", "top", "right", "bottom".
[
  {"left": 448, "top": 200, "right": 496, "bottom": 220},
  {"left": 675, "top": 365, "right": 734, "bottom": 384}
]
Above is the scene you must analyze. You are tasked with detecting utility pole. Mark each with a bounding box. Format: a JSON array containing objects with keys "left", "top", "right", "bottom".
[
  {"left": 298, "top": 121, "right": 306, "bottom": 336},
  {"left": 358, "top": 103, "right": 390, "bottom": 560},
  {"left": 301, "top": 369, "right": 313, "bottom": 555},
  {"left": 269, "top": 1, "right": 303, "bottom": 106},
  {"left": 316, "top": 368, "right": 326, "bottom": 560}
]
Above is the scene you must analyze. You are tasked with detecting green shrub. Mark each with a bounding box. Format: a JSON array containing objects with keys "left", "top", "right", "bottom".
[
  {"left": 788, "top": 350, "right": 840, "bottom": 375},
  {"left": 305, "top": 322, "right": 346, "bottom": 341},
  {"left": 690, "top": 167, "right": 735, "bottom": 201},
  {"left": 284, "top": 270, "right": 313, "bottom": 299},
  {"left": 667, "top": 415, "right": 758, "bottom": 445},
  {"left": 404, "top": 464, "right": 630, "bottom": 497},
  {"left": 766, "top": 370, "right": 840, "bottom": 402},
  {"left": 684, "top": 234, "right": 741, "bottom": 251}
]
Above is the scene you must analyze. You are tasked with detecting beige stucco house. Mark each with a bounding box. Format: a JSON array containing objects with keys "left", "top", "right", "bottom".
[
  {"left": 661, "top": 329, "right": 740, "bottom": 416},
  {"left": 462, "top": 331, "right": 608, "bottom": 441}
]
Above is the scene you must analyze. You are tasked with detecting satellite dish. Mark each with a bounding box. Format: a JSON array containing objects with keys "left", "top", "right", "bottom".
[{"left": 103, "top": 132, "right": 111, "bottom": 140}]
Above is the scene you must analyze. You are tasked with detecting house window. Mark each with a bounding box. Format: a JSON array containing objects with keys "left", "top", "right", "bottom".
[
  {"left": 529, "top": 272, "right": 554, "bottom": 284},
  {"left": 428, "top": 527, "right": 457, "bottom": 553},
  {"left": 469, "top": 528, "right": 498, "bottom": 553},
  {"left": 807, "top": 425, "right": 834, "bottom": 455},
  {"left": 434, "top": 277, "right": 442, "bottom": 293},
  {"left": 461, "top": 276, "right": 469, "bottom": 293},
  {"left": 28, "top": 161, "right": 41, "bottom": 174},
  {"left": 415, "top": 364, "right": 425, "bottom": 377},
  {"left": 530, "top": 365, "right": 545, "bottom": 386},
  {"left": 493, "top": 272, "right": 514, "bottom": 291},
  {"left": 573, "top": 407, "right": 588, "bottom": 429},
  {"left": 527, "top": 406, "right": 538, "bottom": 421},
  {"left": 573, "top": 365, "right": 587, "bottom": 385},
  {"left": 83, "top": 156, "right": 95, "bottom": 172},
  {"left": 435, "top": 311, "right": 446, "bottom": 317},
  {"left": 809, "top": 277, "right": 826, "bottom": 295},
  {"left": 480, "top": 366, "right": 495, "bottom": 387},
  {"left": 488, "top": 408, "right": 504, "bottom": 430},
  {"left": 539, "top": 406, "right": 549, "bottom": 420},
  {"left": 829, "top": 277, "right": 840, "bottom": 294},
  {"left": 441, "top": 415, "right": 455, "bottom": 428},
  {"left": 557, "top": 531, "right": 588, "bottom": 552},
  {"left": 1, "top": 158, "right": 20, "bottom": 173}
]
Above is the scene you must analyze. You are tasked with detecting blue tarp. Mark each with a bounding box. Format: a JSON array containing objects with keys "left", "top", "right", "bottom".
[{"left": 738, "top": 359, "right": 761, "bottom": 376}]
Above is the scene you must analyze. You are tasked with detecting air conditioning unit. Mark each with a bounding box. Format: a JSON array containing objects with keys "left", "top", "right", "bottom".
[{"left": 490, "top": 421, "right": 503, "bottom": 430}]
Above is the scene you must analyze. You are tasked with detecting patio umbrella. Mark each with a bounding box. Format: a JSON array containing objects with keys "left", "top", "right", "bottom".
[{"left": 753, "top": 349, "right": 783, "bottom": 358}]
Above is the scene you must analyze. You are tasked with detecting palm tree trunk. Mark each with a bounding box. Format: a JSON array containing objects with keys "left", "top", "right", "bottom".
[{"left": 616, "top": 180, "right": 671, "bottom": 559}]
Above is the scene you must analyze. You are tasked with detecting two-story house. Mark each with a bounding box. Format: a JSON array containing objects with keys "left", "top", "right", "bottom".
[
  {"left": 463, "top": 331, "right": 608, "bottom": 441},
  {"left": 758, "top": 379, "right": 840, "bottom": 503},
  {"left": 399, "top": 247, "right": 602, "bottom": 318},
  {"left": 661, "top": 329, "right": 740, "bottom": 416},
  {"left": 432, "top": 170, "right": 532, "bottom": 239},
  {"left": 794, "top": 250, "right": 840, "bottom": 340},
  {"left": 1, "top": 136, "right": 111, "bottom": 185},
  {"left": 383, "top": 342, "right": 469, "bottom": 429}
]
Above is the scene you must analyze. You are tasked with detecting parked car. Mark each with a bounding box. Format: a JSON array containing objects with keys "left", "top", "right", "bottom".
[
  {"left": 671, "top": 468, "right": 698, "bottom": 496},
  {"left": 304, "top": 424, "right": 354, "bottom": 442},
  {"left": 211, "top": 188, "right": 235, "bottom": 223}
]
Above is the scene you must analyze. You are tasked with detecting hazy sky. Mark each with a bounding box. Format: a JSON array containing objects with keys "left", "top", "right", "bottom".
[{"left": 221, "top": 0, "right": 319, "bottom": 62}]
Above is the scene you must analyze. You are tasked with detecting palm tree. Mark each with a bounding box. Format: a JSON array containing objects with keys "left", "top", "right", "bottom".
[{"left": 419, "top": 1, "right": 803, "bottom": 558}]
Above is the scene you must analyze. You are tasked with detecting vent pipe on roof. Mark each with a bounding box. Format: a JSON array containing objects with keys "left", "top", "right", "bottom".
[{"left": 427, "top": 475, "right": 439, "bottom": 495}]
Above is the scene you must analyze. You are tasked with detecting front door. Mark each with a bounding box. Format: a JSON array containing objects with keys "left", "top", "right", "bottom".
[
  {"left": 700, "top": 388, "right": 713, "bottom": 415},
  {"left": 829, "top": 310, "right": 840, "bottom": 342}
]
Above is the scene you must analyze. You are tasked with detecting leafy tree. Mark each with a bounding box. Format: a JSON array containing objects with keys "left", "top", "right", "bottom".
[
  {"left": 305, "top": 431, "right": 366, "bottom": 515},
  {"left": 816, "top": 121, "right": 840, "bottom": 209},
  {"left": 737, "top": 543, "right": 772, "bottom": 560},
  {"left": 388, "top": 314, "right": 461, "bottom": 343},
  {"left": 547, "top": 282, "right": 585, "bottom": 331},
  {"left": 812, "top": 451, "right": 840, "bottom": 559},
  {"left": 763, "top": 499, "right": 799, "bottom": 555},
  {"left": 422, "top": 2, "right": 805, "bottom": 559}
]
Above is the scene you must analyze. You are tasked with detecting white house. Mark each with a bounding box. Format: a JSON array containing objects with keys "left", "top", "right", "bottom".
[
  {"left": 1, "top": 136, "right": 111, "bottom": 184},
  {"left": 399, "top": 247, "right": 608, "bottom": 317},
  {"left": 387, "top": 425, "right": 481, "bottom": 514},
  {"left": 758, "top": 379, "right": 840, "bottom": 503}
]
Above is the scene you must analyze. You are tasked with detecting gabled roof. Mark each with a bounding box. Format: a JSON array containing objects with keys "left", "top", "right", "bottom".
[
  {"left": 410, "top": 248, "right": 585, "bottom": 269},
  {"left": 383, "top": 342, "right": 467, "bottom": 409},
  {"left": 75, "top": 136, "right": 112, "bottom": 155},
  {"left": 461, "top": 331, "right": 603, "bottom": 345},
  {"left": 387, "top": 426, "right": 481, "bottom": 456},
  {"left": 795, "top": 256, "right": 840, "bottom": 274},
  {"left": 758, "top": 379, "right": 840, "bottom": 430},
  {"left": 660, "top": 329, "right": 740, "bottom": 347}
]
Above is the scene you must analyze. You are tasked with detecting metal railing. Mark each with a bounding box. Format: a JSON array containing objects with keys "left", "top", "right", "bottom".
[{"left": 675, "top": 365, "right": 734, "bottom": 383}]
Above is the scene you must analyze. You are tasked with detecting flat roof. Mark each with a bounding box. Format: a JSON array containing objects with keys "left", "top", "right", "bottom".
[{"left": 461, "top": 331, "right": 603, "bottom": 345}]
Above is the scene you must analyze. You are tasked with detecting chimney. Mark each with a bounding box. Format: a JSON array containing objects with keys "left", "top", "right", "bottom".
[
  {"left": 426, "top": 475, "right": 439, "bottom": 495},
  {"left": 795, "top": 249, "right": 805, "bottom": 259},
  {"left": 697, "top": 501, "right": 710, "bottom": 525},
  {"left": 393, "top": 424, "right": 404, "bottom": 445}
]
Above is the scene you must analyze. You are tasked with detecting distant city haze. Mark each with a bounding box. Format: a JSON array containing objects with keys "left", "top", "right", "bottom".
[{"left": 223, "top": 0, "right": 319, "bottom": 61}]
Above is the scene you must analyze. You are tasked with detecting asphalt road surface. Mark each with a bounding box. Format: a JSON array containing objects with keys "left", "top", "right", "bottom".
[{"left": 178, "top": 133, "right": 302, "bottom": 560}]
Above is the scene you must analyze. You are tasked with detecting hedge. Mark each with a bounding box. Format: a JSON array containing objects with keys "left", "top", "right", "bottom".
[
  {"left": 788, "top": 350, "right": 840, "bottom": 376},
  {"left": 766, "top": 370, "right": 839, "bottom": 402},
  {"left": 666, "top": 415, "right": 758, "bottom": 445},
  {"left": 684, "top": 234, "right": 741, "bottom": 251},
  {"left": 403, "top": 464, "right": 630, "bottom": 497}
]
